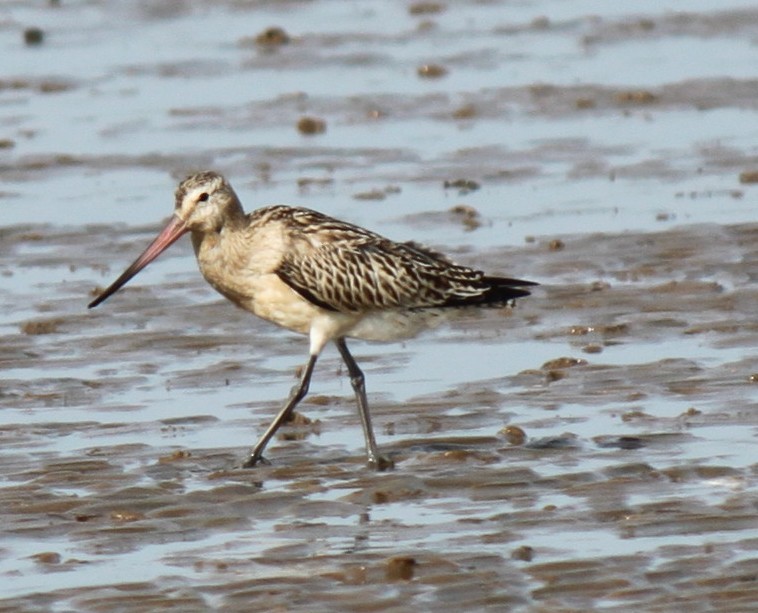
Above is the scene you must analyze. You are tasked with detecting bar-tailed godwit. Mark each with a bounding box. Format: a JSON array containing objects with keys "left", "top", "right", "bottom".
[{"left": 89, "top": 171, "right": 537, "bottom": 469}]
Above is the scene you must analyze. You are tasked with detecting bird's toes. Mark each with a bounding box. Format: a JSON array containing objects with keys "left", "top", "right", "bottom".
[
  {"left": 368, "top": 454, "right": 395, "bottom": 472},
  {"left": 241, "top": 454, "right": 271, "bottom": 469}
]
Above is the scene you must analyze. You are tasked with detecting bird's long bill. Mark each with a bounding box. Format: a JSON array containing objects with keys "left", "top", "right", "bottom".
[{"left": 88, "top": 215, "right": 188, "bottom": 309}]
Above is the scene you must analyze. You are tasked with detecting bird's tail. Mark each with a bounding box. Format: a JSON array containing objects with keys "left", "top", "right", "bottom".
[
  {"left": 438, "top": 276, "right": 537, "bottom": 308},
  {"left": 479, "top": 276, "right": 538, "bottom": 305}
]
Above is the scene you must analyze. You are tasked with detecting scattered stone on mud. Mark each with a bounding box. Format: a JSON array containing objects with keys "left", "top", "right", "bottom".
[
  {"left": 24, "top": 27, "right": 44, "bottom": 46},
  {"left": 452, "top": 103, "right": 477, "bottom": 119},
  {"left": 417, "top": 64, "right": 448, "bottom": 79},
  {"left": 449, "top": 204, "right": 482, "bottom": 230},
  {"left": 541, "top": 357, "right": 587, "bottom": 370},
  {"left": 409, "top": 2, "right": 445, "bottom": 16},
  {"left": 511, "top": 545, "right": 534, "bottom": 562},
  {"left": 353, "top": 188, "right": 386, "bottom": 201},
  {"left": 30, "top": 552, "right": 62, "bottom": 565},
  {"left": 385, "top": 556, "right": 417, "bottom": 581},
  {"left": 443, "top": 178, "right": 480, "bottom": 194},
  {"left": 501, "top": 425, "right": 527, "bottom": 446},
  {"left": 738, "top": 170, "right": 758, "bottom": 184},
  {"left": 296, "top": 116, "right": 327, "bottom": 135},
  {"left": 2, "top": 2, "right": 756, "bottom": 610},
  {"left": 254, "top": 26, "right": 290, "bottom": 47},
  {"left": 581, "top": 343, "right": 603, "bottom": 354},
  {"left": 547, "top": 238, "right": 565, "bottom": 251}
]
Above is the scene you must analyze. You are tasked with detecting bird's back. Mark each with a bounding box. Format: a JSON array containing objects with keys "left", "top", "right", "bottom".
[{"left": 250, "top": 205, "right": 536, "bottom": 315}]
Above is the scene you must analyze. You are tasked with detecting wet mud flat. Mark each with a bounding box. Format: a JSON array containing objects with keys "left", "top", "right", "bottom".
[
  {"left": 1, "top": 0, "right": 758, "bottom": 610},
  {"left": 1, "top": 220, "right": 756, "bottom": 611}
]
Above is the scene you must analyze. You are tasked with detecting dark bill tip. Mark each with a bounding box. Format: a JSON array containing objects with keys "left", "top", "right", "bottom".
[{"left": 88, "top": 215, "right": 188, "bottom": 309}]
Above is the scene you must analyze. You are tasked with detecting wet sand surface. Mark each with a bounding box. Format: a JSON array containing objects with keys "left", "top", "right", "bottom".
[{"left": 1, "top": 1, "right": 757, "bottom": 611}]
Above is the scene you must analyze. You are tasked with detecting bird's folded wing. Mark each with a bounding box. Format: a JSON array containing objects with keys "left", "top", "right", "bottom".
[{"left": 275, "top": 240, "right": 489, "bottom": 313}]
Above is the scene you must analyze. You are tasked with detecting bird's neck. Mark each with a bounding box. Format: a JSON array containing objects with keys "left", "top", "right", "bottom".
[{"left": 220, "top": 196, "right": 248, "bottom": 231}]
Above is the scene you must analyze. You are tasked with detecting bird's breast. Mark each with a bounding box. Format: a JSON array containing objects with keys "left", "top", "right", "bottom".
[
  {"left": 198, "top": 259, "right": 319, "bottom": 336},
  {"left": 190, "top": 228, "right": 316, "bottom": 335}
]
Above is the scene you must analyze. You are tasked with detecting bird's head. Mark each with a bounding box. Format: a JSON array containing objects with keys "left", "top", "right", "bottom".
[
  {"left": 88, "top": 171, "right": 241, "bottom": 308},
  {"left": 174, "top": 171, "right": 243, "bottom": 233}
]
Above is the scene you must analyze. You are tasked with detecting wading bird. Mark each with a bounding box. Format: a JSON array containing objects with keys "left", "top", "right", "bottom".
[{"left": 89, "top": 171, "right": 536, "bottom": 469}]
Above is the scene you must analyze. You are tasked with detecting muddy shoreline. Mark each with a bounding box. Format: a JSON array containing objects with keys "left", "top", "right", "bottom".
[{"left": 1, "top": 1, "right": 757, "bottom": 610}]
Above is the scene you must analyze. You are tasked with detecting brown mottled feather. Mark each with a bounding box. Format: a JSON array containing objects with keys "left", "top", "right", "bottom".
[{"left": 264, "top": 206, "right": 536, "bottom": 313}]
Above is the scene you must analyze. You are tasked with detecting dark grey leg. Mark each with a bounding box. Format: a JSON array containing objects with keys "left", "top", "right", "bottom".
[
  {"left": 242, "top": 354, "right": 317, "bottom": 468},
  {"left": 335, "top": 338, "right": 393, "bottom": 470}
]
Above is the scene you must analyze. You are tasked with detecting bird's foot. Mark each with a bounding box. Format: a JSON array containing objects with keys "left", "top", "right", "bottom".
[
  {"left": 367, "top": 453, "right": 394, "bottom": 472},
  {"left": 241, "top": 454, "right": 271, "bottom": 469}
]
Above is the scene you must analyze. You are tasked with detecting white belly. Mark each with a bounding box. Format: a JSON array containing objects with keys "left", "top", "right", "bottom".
[{"left": 346, "top": 308, "right": 448, "bottom": 342}]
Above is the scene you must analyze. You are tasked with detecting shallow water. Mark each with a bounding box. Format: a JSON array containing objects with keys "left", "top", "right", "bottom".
[{"left": 1, "top": 1, "right": 757, "bottom": 611}]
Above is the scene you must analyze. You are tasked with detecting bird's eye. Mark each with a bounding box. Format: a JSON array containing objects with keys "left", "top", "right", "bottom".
[{"left": 198, "top": 192, "right": 209, "bottom": 203}]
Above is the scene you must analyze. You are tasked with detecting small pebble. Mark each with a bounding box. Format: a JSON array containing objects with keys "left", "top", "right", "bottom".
[
  {"left": 501, "top": 425, "right": 526, "bottom": 446},
  {"left": 385, "top": 556, "right": 417, "bottom": 581},
  {"left": 443, "top": 178, "right": 480, "bottom": 194},
  {"left": 353, "top": 189, "right": 386, "bottom": 201},
  {"left": 511, "top": 545, "right": 534, "bottom": 561},
  {"left": 542, "top": 357, "right": 586, "bottom": 370},
  {"left": 452, "top": 103, "right": 476, "bottom": 119},
  {"left": 255, "top": 26, "right": 290, "bottom": 47},
  {"left": 582, "top": 343, "right": 603, "bottom": 354},
  {"left": 31, "top": 552, "right": 61, "bottom": 565},
  {"left": 548, "top": 238, "right": 565, "bottom": 251},
  {"left": 450, "top": 204, "right": 481, "bottom": 230},
  {"left": 417, "top": 64, "right": 448, "bottom": 79},
  {"left": 24, "top": 27, "right": 44, "bottom": 46},
  {"left": 110, "top": 510, "right": 145, "bottom": 522},
  {"left": 738, "top": 170, "right": 758, "bottom": 184},
  {"left": 297, "top": 116, "right": 326, "bottom": 135},
  {"left": 409, "top": 2, "right": 445, "bottom": 15}
]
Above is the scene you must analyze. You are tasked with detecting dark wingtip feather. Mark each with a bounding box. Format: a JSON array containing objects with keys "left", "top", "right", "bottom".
[
  {"left": 480, "top": 278, "right": 536, "bottom": 306},
  {"left": 486, "top": 276, "right": 537, "bottom": 303},
  {"left": 484, "top": 276, "right": 539, "bottom": 288},
  {"left": 438, "top": 276, "right": 537, "bottom": 308}
]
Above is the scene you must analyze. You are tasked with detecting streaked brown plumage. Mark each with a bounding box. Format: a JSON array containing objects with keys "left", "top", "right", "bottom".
[{"left": 89, "top": 171, "right": 537, "bottom": 469}]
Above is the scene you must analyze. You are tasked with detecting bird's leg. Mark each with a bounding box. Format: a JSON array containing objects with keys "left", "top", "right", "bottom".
[
  {"left": 242, "top": 354, "right": 317, "bottom": 468},
  {"left": 335, "top": 338, "right": 394, "bottom": 471}
]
